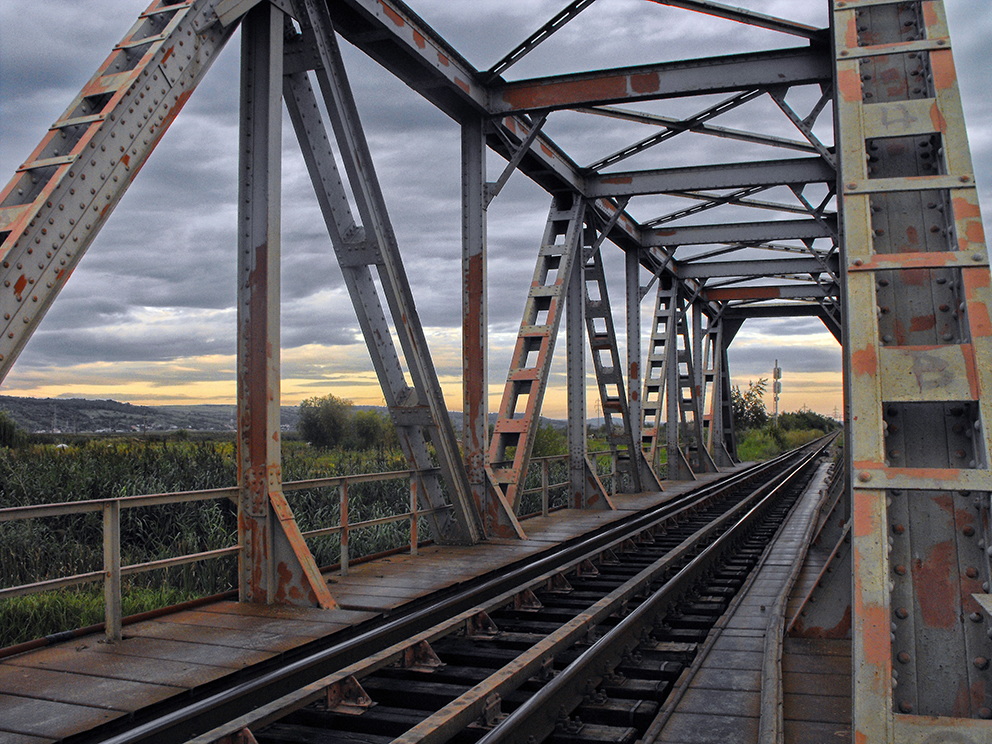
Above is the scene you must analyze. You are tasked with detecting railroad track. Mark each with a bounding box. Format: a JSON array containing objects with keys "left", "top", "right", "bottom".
[{"left": 86, "top": 437, "right": 835, "bottom": 744}]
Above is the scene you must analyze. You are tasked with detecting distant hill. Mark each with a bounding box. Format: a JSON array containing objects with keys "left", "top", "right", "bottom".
[{"left": 0, "top": 395, "right": 574, "bottom": 435}]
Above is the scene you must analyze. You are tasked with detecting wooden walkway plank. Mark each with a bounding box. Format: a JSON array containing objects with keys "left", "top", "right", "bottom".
[
  {"left": 3, "top": 643, "right": 234, "bottom": 688},
  {"left": 0, "top": 693, "right": 117, "bottom": 740},
  {"left": 0, "top": 665, "right": 184, "bottom": 711}
]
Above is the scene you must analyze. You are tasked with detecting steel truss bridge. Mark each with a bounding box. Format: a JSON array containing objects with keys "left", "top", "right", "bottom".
[{"left": 0, "top": 0, "right": 990, "bottom": 741}]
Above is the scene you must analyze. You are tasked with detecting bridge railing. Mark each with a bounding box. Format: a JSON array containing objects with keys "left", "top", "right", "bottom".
[
  {"left": 0, "top": 450, "right": 630, "bottom": 643},
  {"left": 0, "top": 467, "right": 447, "bottom": 641}
]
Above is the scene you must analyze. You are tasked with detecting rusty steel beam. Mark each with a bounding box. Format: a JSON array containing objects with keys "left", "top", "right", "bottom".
[
  {"left": 491, "top": 47, "right": 831, "bottom": 114},
  {"left": 0, "top": 0, "right": 237, "bottom": 382},
  {"left": 291, "top": 0, "right": 486, "bottom": 545},
  {"left": 236, "top": 3, "right": 335, "bottom": 609},
  {"left": 833, "top": 0, "right": 992, "bottom": 739},
  {"left": 588, "top": 157, "right": 835, "bottom": 198},
  {"left": 644, "top": 218, "right": 834, "bottom": 247},
  {"left": 701, "top": 283, "right": 836, "bottom": 302},
  {"left": 646, "top": 0, "right": 827, "bottom": 41},
  {"left": 677, "top": 256, "right": 838, "bottom": 279}
]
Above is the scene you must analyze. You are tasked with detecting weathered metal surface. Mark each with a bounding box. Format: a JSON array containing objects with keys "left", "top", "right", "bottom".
[
  {"left": 834, "top": 0, "right": 992, "bottom": 738},
  {"left": 0, "top": 0, "right": 236, "bottom": 380},
  {"left": 285, "top": 0, "right": 486, "bottom": 545},
  {"left": 236, "top": 3, "right": 335, "bottom": 610}
]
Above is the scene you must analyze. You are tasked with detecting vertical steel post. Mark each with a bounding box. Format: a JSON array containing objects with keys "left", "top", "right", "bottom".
[
  {"left": 567, "top": 219, "right": 588, "bottom": 508},
  {"left": 340, "top": 481, "right": 349, "bottom": 576},
  {"left": 461, "top": 116, "right": 491, "bottom": 529},
  {"left": 626, "top": 251, "right": 643, "bottom": 462},
  {"left": 103, "top": 501, "right": 121, "bottom": 642},
  {"left": 237, "top": 4, "right": 334, "bottom": 608}
]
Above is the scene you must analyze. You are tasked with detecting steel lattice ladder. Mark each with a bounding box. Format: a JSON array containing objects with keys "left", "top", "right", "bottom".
[{"left": 489, "top": 196, "right": 586, "bottom": 511}]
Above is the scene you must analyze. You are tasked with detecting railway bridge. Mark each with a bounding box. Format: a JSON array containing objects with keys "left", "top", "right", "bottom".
[{"left": 0, "top": 0, "right": 990, "bottom": 742}]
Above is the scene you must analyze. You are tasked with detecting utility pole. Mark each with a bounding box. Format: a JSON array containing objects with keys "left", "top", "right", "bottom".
[{"left": 772, "top": 360, "right": 781, "bottom": 427}]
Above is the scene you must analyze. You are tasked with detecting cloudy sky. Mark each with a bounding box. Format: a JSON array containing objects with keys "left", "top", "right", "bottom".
[{"left": 0, "top": 0, "right": 990, "bottom": 419}]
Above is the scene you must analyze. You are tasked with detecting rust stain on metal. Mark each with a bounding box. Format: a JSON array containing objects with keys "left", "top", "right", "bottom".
[
  {"left": 909, "top": 315, "right": 935, "bottom": 332},
  {"left": 922, "top": 1, "right": 939, "bottom": 28},
  {"left": 540, "top": 142, "right": 555, "bottom": 158},
  {"left": 380, "top": 1, "right": 405, "bottom": 27},
  {"left": 437, "top": 52, "right": 450, "bottom": 67},
  {"left": 953, "top": 196, "right": 982, "bottom": 220},
  {"left": 931, "top": 50, "right": 957, "bottom": 91},
  {"left": 845, "top": 15, "right": 858, "bottom": 50},
  {"left": 912, "top": 540, "right": 958, "bottom": 629},
  {"left": 161, "top": 45, "right": 174, "bottom": 64},
  {"left": 902, "top": 268, "right": 928, "bottom": 286},
  {"left": 791, "top": 604, "right": 852, "bottom": 639},
  {"left": 122, "top": 154, "right": 130, "bottom": 168},
  {"left": 892, "top": 318, "right": 908, "bottom": 345},
  {"left": 413, "top": 30, "right": 425, "bottom": 49},
  {"left": 929, "top": 101, "right": 948, "bottom": 133},
  {"left": 963, "top": 296, "right": 992, "bottom": 338},
  {"left": 601, "top": 176, "right": 633, "bottom": 185},
  {"left": 965, "top": 219, "right": 986, "bottom": 246},
  {"left": 630, "top": 361, "right": 638, "bottom": 378},
  {"left": 851, "top": 344, "right": 877, "bottom": 377},
  {"left": 706, "top": 286, "right": 783, "bottom": 301},
  {"left": 962, "top": 343, "right": 981, "bottom": 399},
  {"left": 853, "top": 496, "right": 879, "bottom": 539},
  {"left": 630, "top": 71, "right": 659, "bottom": 94},
  {"left": 905, "top": 225, "right": 919, "bottom": 246},
  {"left": 455, "top": 77, "right": 470, "bottom": 94},
  {"left": 12, "top": 274, "right": 26, "bottom": 300},
  {"left": 501, "top": 76, "right": 626, "bottom": 110},
  {"left": 838, "top": 68, "right": 861, "bottom": 102}
]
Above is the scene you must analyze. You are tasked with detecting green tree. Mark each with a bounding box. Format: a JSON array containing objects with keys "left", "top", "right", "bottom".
[
  {"left": 532, "top": 422, "right": 567, "bottom": 457},
  {"left": 0, "top": 409, "right": 26, "bottom": 448},
  {"left": 731, "top": 378, "right": 768, "bottom": 431},
  {"left": 297, "top": 394, "right": 352, "bottom": 448},
  {"left": 350, "top": 409, "right": 399, "bottom": 450}
]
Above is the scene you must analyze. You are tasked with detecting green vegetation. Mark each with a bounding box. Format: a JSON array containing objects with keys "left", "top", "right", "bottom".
[
  {"left": 0, "top": 437, "right": 420, "bottom": 647},
  {"left": 731, "top": 380, "right": 840, "bottom": 461},
  {"left": 298, "top": 394, "right": 398, "bottom": 450}
]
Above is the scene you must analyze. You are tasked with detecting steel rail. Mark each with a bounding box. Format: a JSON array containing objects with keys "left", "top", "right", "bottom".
[
  {"left": 473, "top": 437, "right": 830, "bottom": 744},
  {"left": 83, "top": 448, "right": 815, "bottom": 744}
]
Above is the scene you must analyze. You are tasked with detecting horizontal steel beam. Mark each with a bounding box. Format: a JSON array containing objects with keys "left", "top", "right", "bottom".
[
  {"left": 645, "top": 218, "right": 834, "bottom": 246},
  {"left": 702, "top": 283, "right": 837, "bottom": 301},
  {"left": 588, "top": 157, "right": 835, "bottom": 198},
  {"left": 723, "top": 303, "right": 828, "bottom": 319},
  {"left": 646, "top": 0, "right": 828, "bottom": 41},
  {"left": 327, "top": 0, "right": 648, "bottom": 253},
  {"left": 491, "top": 47, "right": 830, "bottom": 114},
  {"left": 677, "top": 256, "right": 838, "bottom": 279}
]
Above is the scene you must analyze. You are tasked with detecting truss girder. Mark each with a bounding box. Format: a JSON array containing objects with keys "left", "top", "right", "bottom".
[
  {"left": 644, "top": 218, "right": 834, "bottom": 247},
  {"left": 288, "top": 0, "right": 483, "bottom": 545},
  {"left": 587, "top": 157, "right": 835, "bottom": 199},
  {"left": 492, "top": 48, "right": 831, "bottom": 114},
  {"left": 678, "top": 256, "right": 838, "bottom": 280},
  {"left": 702, "top": 283, "right": 837, "bottom": 302},
  {"left": 489, "top": 196, "right": 586, "bottom": 512},
  {"left": 833, "top": 0, "right": 992, "bottom": 737},
  {"left": 0, "top": 0, "right": 236, "bottom": 381}
]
